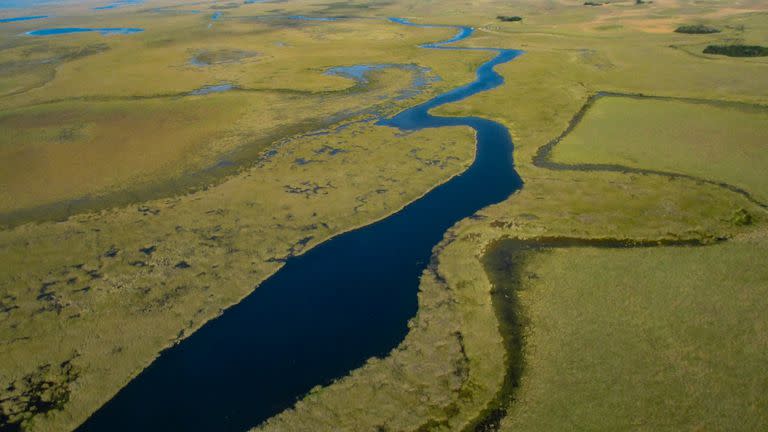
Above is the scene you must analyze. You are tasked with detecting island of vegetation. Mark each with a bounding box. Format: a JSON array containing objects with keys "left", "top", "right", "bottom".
[
  {"left": 674, "top": 24, "right": 721, "bottom": 34},
  {"left": 704, "top": 44, "right": 768, "bottom": 57}
]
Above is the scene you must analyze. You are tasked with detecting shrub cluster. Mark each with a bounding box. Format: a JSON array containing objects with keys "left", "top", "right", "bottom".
[
  {"left": 675, "top": 24, "right": 721, "bottom": 34},
  {"left": 703, "top": 44, "right": 768, "bottom": 57},
  {"left": 497, "top": 15, "right": 523, "bottom": 22}
]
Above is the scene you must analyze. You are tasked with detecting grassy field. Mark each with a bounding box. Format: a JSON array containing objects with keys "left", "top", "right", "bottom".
[
  {"left": 551, "top": 95, "right": 768, "bottom": 203},
  {"left": 0, "top": 117, "right": 477, "bottom": 431},
  {"left": 500, "top": 233, "right": 768, "bottom": 431},
  {"left": 0, "top": 66, "right": 443, "bottom": 219},
  {"left": 2, "top": 0, "right": 768, "bottom": 431},
  {"left": 0, "top": 3, "right": 490, "bottom": 222},
  {"left": 0, "top": 93, "right": 251, "bottom": 212},
  {"left": 258, "top": 156, "right": 766, "bottom": 432},
  {"left": 257, "top": 1, "right": 768, "bottom": 431}
]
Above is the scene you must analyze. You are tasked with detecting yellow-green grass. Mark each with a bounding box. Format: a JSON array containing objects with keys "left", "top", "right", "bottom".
[
  {"left": 2, "top": 0, "right": 768, "bottom": 430},
  {"left": 254, "top": 0, "right": 768, "bottom": 430},
  {"left": 551, "top": 95, "right": 768, "bottom": 203},
  {"left": 0, "top": 94, "right": 250, "bottom": 212},
  {"left": 0, "top": 120, "right": 476, "bottom": 432},
  {"left": 0, "top": 12, "right": 488, "bottom": 108},
  {"left": 255, "top": 2, "right": 768, "bottom": 430},
  {"left": 0, "top": 65, "right": 435, "bottom": 220},
  {"left": 0, "top": 6, "right": 491, "bottom": 224},
  {"left": 433, "top": 2, "right": 768, "bottom": 166},
  {"left": 500, "top": 233, "right": 768, "bottom": 431},
  {"left": 257, "top": 165, "right": 766, "bottom": 431},
  {"left": 0, "top": 3, "right": 494, "bottom": 428}
]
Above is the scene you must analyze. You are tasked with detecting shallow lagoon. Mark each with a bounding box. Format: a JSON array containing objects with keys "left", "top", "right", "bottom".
[
  {"left": 93, "top": 0, "right": 143, "bottom": 11},
  {"left": 325, "top": 63, "right": 440, "bottom": 100},
  {"left": 287, "top": 15, "right": 339, "bottom": 21},
  {"left": 188, "top": 83, "right": 235, "bottom": 95},
  {"left": 0, "top": 0, "right": 56, "bottom": 8},
  {"left": 0, "top": 15, "right": 47, "bottom": 23},
  {"left": 26, "top": 27, "right": 143, "bottom": 36}
]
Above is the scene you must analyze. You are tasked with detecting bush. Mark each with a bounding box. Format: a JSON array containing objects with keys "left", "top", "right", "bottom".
[
  {"left": 675, "top": 24, "right": 721, "bottom": 34},
  {"left": 497, "top": 15, "right": 523, "bottom": 22},
  {"left": 703, "top": 44, "right": 768, "bottom": 57},
  {"left": 731, "top": 209, "right": 753, "bottom": 226},
  {"left": 584, "top": 1, "right": 603, "bottom": 5}
]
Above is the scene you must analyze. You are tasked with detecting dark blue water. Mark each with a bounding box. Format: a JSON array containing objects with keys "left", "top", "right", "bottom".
[
  {"left": 0, "top": 14, "right": 47, "bottom": 23},
  {"left": 26, "top": 27, "right": 143, "bottom": 36},
  {"left": 77, "top": 18, "right": 522, "bottom": 432}
]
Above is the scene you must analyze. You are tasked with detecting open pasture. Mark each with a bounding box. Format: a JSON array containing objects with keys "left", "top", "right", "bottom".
[
  {"left": 551, "top": 95, "right": 768, "bottom": 204},
  {"left": 500, "top": 234, "right": 768, "bottom": 431}
]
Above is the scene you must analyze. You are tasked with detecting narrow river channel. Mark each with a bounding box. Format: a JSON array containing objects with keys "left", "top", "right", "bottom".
[{"left": 77, "top": 17, "right": 523, "bottom": 432}]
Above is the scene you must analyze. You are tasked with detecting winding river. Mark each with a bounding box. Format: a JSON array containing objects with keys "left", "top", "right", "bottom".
[{"left": 77, "top": 18, "right": 523, "bottom": 432}]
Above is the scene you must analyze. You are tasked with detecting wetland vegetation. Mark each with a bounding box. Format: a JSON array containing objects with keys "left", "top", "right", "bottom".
[
  {"left": 496, "top": 16, "right": 522, "bottom": 22},
  {"left": 1, "top": 0, "right": 768, "bottom": 431},
  {"left": 704, "top": 44, "right": 768, "bottom": 57},
  {"left": 675, "top": 23, "right": 720, "bottom": 33}
]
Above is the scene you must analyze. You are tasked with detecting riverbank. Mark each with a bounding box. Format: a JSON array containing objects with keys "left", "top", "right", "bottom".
[
  {"left": 3, "top": 0, "right": 768, "bottom": 430},
  {"left": 75, "top": 18, "right": 523, "bottom": 432},
  {"left": 0, "top": 12, "right": 490, "bottom": 227},
  {"left": 255, "top": 2, "right": 768, "bottom": 428},
  {"left": 256, "top": 2, "right": 768, "bottom": 429},
  {"left": 0, "top": 118, "right": 476, "bottom": 431}
]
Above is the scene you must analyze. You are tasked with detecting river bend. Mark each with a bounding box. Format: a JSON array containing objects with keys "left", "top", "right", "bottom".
[{"left": 77, "top": 17, "right": 523, "bottom": 432}]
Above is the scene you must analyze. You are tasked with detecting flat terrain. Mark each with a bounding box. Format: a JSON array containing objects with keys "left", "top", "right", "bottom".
[
  {"left": 0, "top": 3, "right": 489, "bottom": 222},
  {"left": 1, "top": 0, "right": 768, "bottom": 431},
  {"left": 502, "top": 235, "right": 768, "bottom": 431},
  {"left": 552, "top": 95, "right": 768, "bottom": 203},
  {"left": 259, "top": 1, "right": 768, "bottom": 431}
]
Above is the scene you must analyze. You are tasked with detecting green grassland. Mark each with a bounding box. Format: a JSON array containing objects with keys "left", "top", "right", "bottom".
[
  {"left": 0, "top": 9, "right": 490, "bottom": 224},
  {"left": 0, "top": 119, "right": 476, "bottom": 431},
  {"left": 2, "top": 0, "right": 768, "bottom": 431},
  {"left": 0, "top": 66, "right": 441, "bottom": 220},
  {"left": 499, "top": 234, "right": 768, "bottom": 431},
  {"left": 259, "top": 166, "right": 766, "bottom": 431},
  {"left": 256, "top": 1, "right": 768, "bottom": 431},
  {"left": 551, "top": 95, "right": 768, "bottom": 203},
  {"left": 0, "top": 9, "right": 487, "bottom": 105}
]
